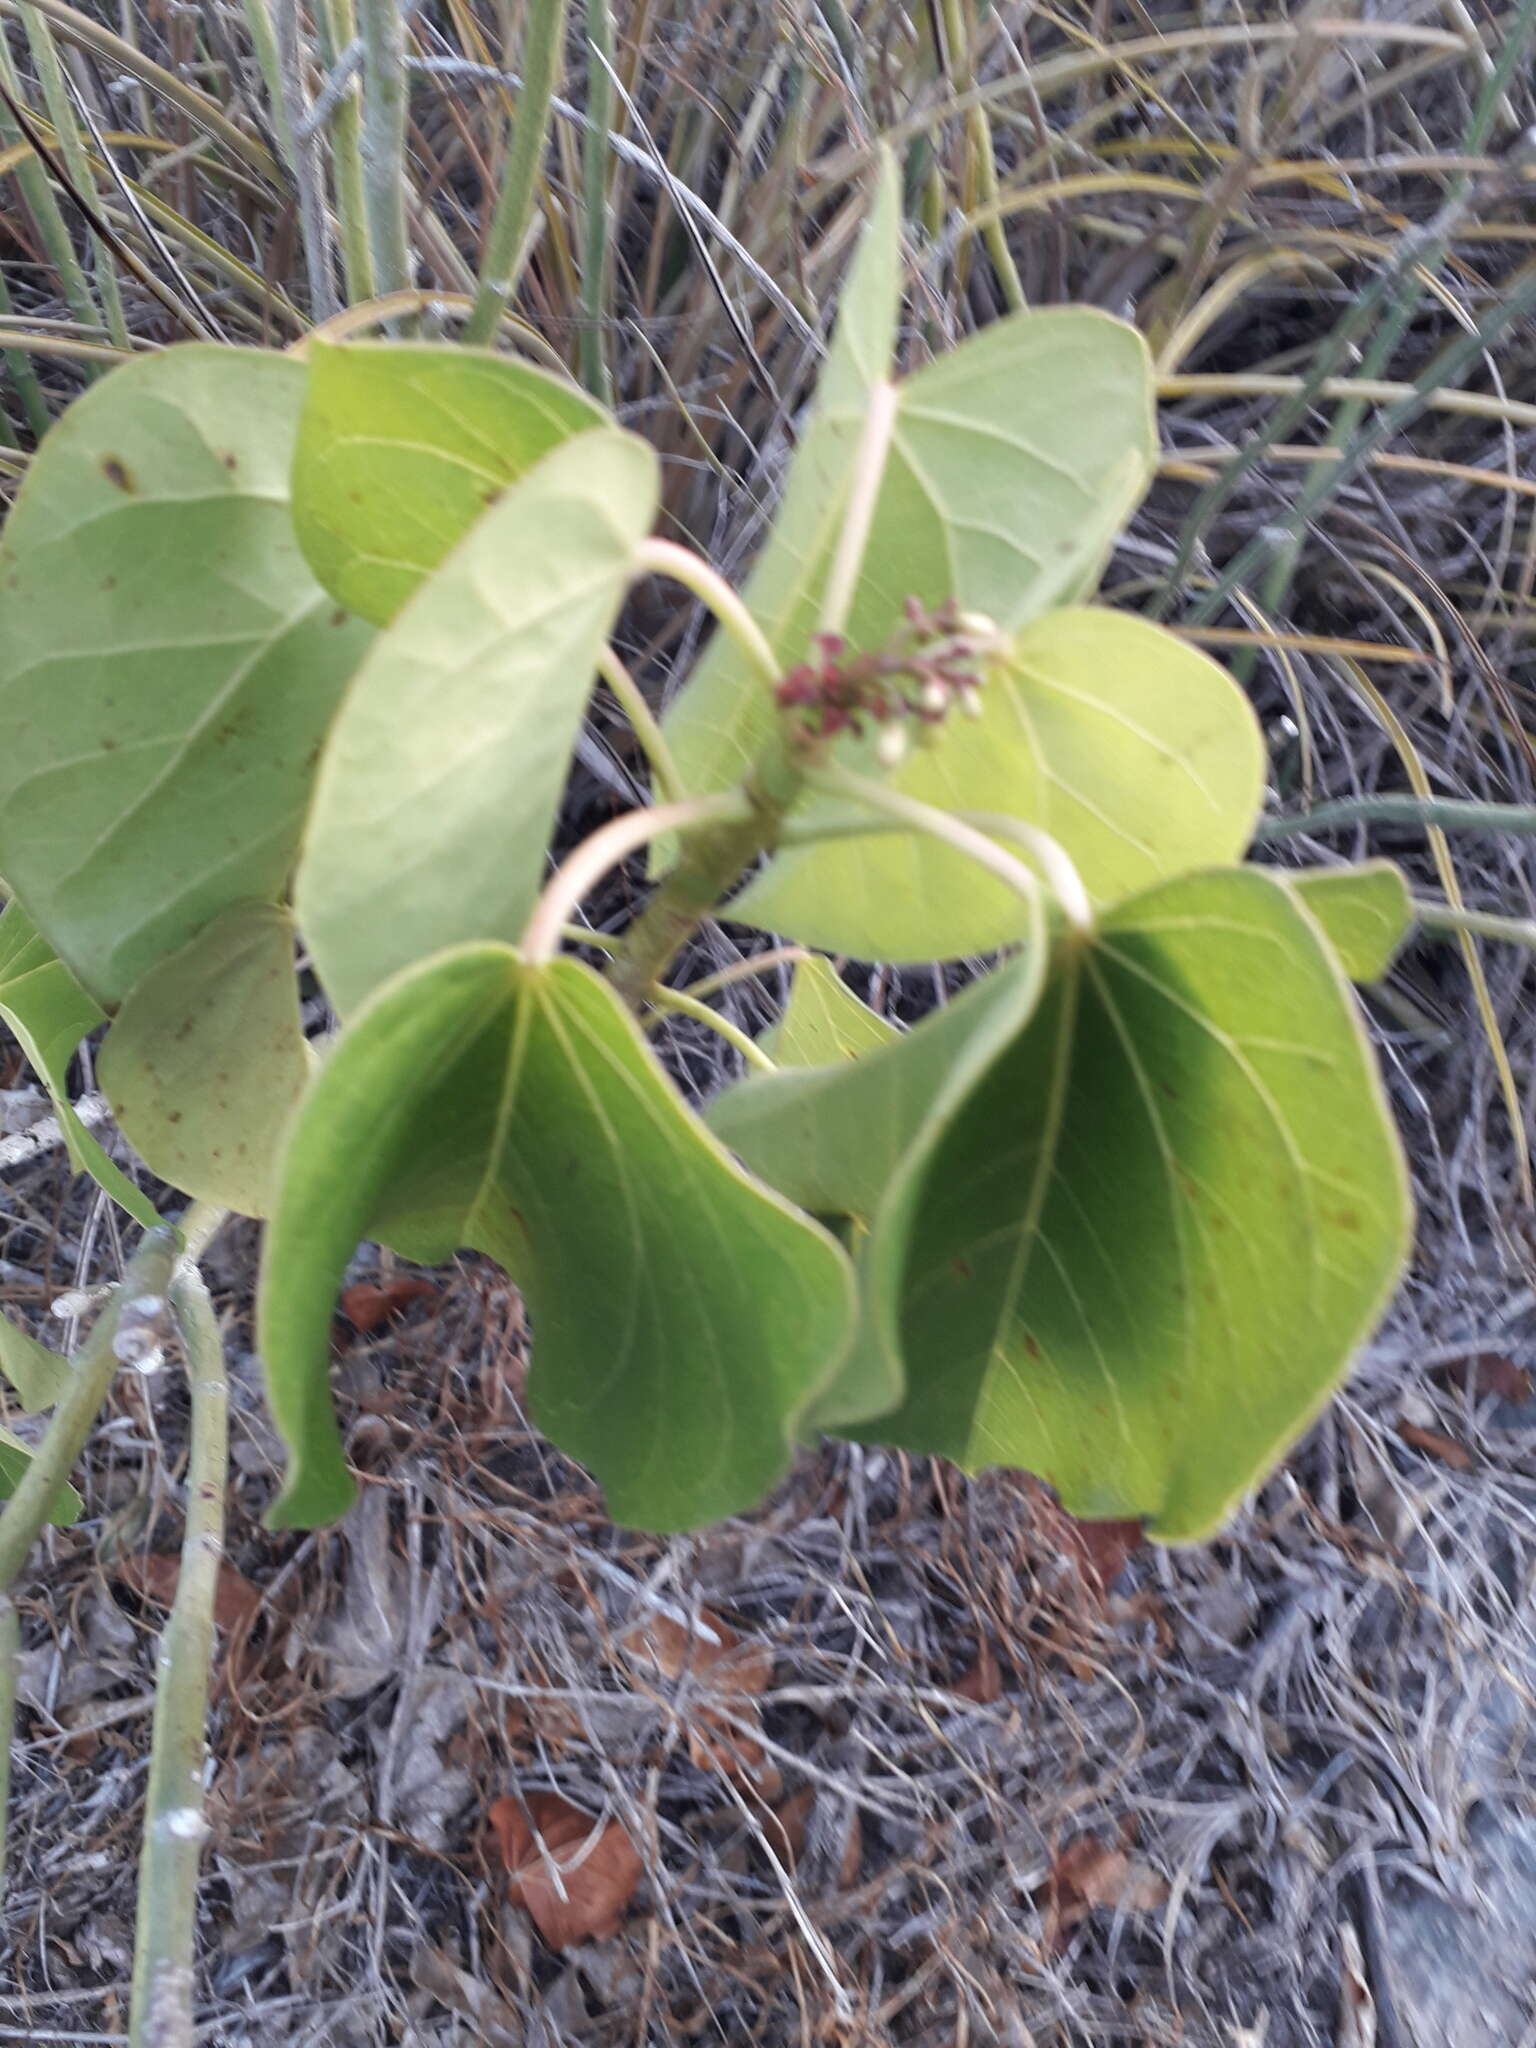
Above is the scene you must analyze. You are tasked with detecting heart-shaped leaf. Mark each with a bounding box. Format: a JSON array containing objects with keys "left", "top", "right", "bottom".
[
  {"left": 661, "top": 152, "right": 1158, "bottom": 843},
  {"left": 1282, "top": 861, "right": 1412, "bottom": 982},
  {"left": 861, "top": 868, "right": 1410, "bottom": 1540},
  {"left": 0, "top": 900, "right": 157, "bottom": 1227},
  {"left": 733, "top": 608, "right": 1265, "bottom": 960},
  {"left": 762, "top": 956, "right": 896, "bottom": 1067},
  {"left": 259, "top": 948, "right": 854, "bottom": 1531},
  {"left": 292, "top": 340, "right": 606, "bottom": 624},
  {"left": 0, "top": 1422, "right": 79, "bottom": 1524},
  {"left": 99, "top": 902, "right": 313, "bottom": 1216},
  {"left": 0, "top": 347, "right": 373, "bottom": 1005},
  {"left": 295, "top": 428, "right": 659, "bottom": 1015}
]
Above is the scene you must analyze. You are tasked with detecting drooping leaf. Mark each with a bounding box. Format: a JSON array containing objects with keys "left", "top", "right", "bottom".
[
  {"left": 732, "top": 607, "right": 1266, "bottom": 960},
  {"left": 296, "top": 429, "right": 659, "bottom": 1015},
  {"left": 0, "top": 901, "right": 158, "bottom": 1228},
  {"left": 661, "top": 151, "right": 1158, "bottom": 850},
  {"left": 762, "top": 956, "right": 896, "bottom": 1066},
  {"left": 0, "top": 1420, "right": 79, "bottom": 1524},
  {"left": 1282, "top": 860, "right": 1412, "bottom": 982},
  {"left": 709, "top": 948, "right": 1044, "bottom": 1427},
  {"left": 259, "top": 947, "right": 854, "bottom": 1531},
  {"left": 862, "top": 868, "right": 1411, "bottom": 1541},
  {"left": 0, "top": 347, "right": 373, "bottom": 1006},
  {"left": 99, "top": 903, "right": 313, "bottom": 1217},
  {"left": 291, "top": 340, "right": 606, "bottom": 625},
  {"left": 0, "top": 1307, "right": 71, "bottom": 1412}
]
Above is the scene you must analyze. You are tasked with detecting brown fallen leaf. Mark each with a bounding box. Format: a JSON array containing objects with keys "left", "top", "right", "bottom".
[
  {"left": 340, "top": 1274, "right": 439, "bottom": 1334},
  {"left": 1397, "top": 1420, "right": 1473, "bottom": 1472},
  {"left": 770, "top": 1785, "right": 813, "bottom": 1870},
  {"left": 618, "top": 1607, "right": 777, "bottom": 1790},
  {"left": 1019, "top": 1476, "right": 1145, "bottom": 1595},
  {"left": 1446, "top": 1351, "right": 1531, "bottom": 1405},
  {"left": 950, "top": 1635, "right": 1002, "bottom": 1704},
  {"left": 487, "top": 1791, "right": 643, "bottom": 1950},
  {"left": 115, "top": 1551, "right": 264, "bottom": 1634},
  {"left": 1042, "top": 1831, "right": 1169, "bottom": 1950}
]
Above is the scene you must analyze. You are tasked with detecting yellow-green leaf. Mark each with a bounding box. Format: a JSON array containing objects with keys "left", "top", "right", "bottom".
[
  {"left": 259, "top": 949, "right": 855, "bottom": 1531},
  {"left": 1283, "top": 861, "right": 1412, "bottom": 982},
  {"left": 661, "top": 153, "right": 1158, "bottom": 851},
  {"left": 864, "top": 868, "right": 1410, "bottom": 1540},
  {"left": 0, "top": 347, "right": 372, "bottom": 1006},
  {"left": 0, "top": 1310, "right": 71, "bottom": 1413},
  {"left": 734, "top": 608, "right": 1265, "bottom": 960},
  {"left": 291, "top": 340, "right": 606, "bottom": 625},
  {"left": 296, "top": 429, "right": 659, "bottom": 1015},
  {"left": 0, "top": 1421, "right": 78, "bottom": 1524},
  {"left": 762, "top": 957, "right": 896, "bottom": 1066},
  {"left": 100, "top": 903, "right": 313, "bottom": 1217},
  {"left": 0, "top": 901, "right": 157, "bottom": 1228}
]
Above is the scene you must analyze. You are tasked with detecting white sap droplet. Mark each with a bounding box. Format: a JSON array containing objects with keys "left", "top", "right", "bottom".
[
  {"left": 159, "top": 1807, "right": 209, "bottom": 1843},
  {"left": 50, "top": 1287, "right": 105, "bottom": 1320}
]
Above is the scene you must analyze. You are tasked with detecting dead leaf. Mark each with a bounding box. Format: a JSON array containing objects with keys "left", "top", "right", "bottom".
[
  {"left": 487, "top": 1792, "right": 643, "bottom": 1950},
  {"left": 1019, "top": 1476, "right": 1144, "bottom": 1595},
  {"left": 411, "top": 1943, "right": 523, "bottom": 2048},
  {"left": 950, "top": 1635, "right": 1002, "bottom": 1704},
  {"left": 340, "top": 1275, "right": 439, "bottom": 1334},
  {"left": 115, "top": 1551, "right": 263, "bottom": 1634},
  {"left": 1042, "top": 1831, "right": 1169, "bottom": 1949},
  {"left": 770, "top": 1785, "right": 813, "bottom": 1869},
  {"left": 1397, "top": 1420, "right": 1473, "bottom": 1471},
  {"left": 618, "top": 1607, "right": 777, "bottom": 1789},
  {"left": 1446, "top": 1351, "right": 1531, "bottom": 1405}
]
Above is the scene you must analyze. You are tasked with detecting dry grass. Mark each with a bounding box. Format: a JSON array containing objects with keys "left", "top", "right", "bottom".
[{"left": 3, "top": 2, "right": 1536, "bottom": 2043}]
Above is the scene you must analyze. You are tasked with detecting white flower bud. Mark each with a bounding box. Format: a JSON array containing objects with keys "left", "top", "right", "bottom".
[{"left": 876, "top": 723, "right": 910, "bottom": 770}]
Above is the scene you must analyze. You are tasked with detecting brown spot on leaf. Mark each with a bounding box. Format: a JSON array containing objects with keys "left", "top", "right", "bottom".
[{"left": 101, "top": 456, "right": 135, "bottom": 492}]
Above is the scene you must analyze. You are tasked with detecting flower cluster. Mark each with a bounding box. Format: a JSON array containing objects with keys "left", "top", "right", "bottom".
[{"left": 775, "top": 597, "right": 997, "bottom": 767}]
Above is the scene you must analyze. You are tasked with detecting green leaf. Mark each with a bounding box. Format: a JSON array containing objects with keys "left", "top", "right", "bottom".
[
  {"left": 661, "top": 153, "right": 1158, "bottom": 842},
  {"left": 762, "top": 956, "right": 896, "bottom": 1066},
  {"left": 709, "top": 951, "right": 1044, "bottom": 1427},
  {"left": 860, "top": 868, "right": 1410, "bottom": 1541},
  {"left": 0, "top": 1309, "right": 72, "bottom": 1413},
  {"left": 291, "top": 340, "right": 607, "bottom": 625},
  {"left": 296, "top": 429, "right": 659, "bottom": 1016},
  {"left": 259, "top": 948, "right": 854, "bottom": 1531},
  {"left": 0, "top": 347, "right": 373, "bottom": 1006},
  {"left": 711, "top": 955, "right": 1039, "bottom": 1224},
  {"left": 99, "top": 903, "right": 313, "bottom": 1217},
  {"left": 0, "top": 1422, "right": 78, "bottom": 1525},
  {"left": 0, "top": 901, "right": 158, "bottom": 1228},
  {"left": 1282, "top": 861, "right": 1412, "bottom": 982},
  {"left": 733, "top": 607, "right": 1266, "bottom": 960}
]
